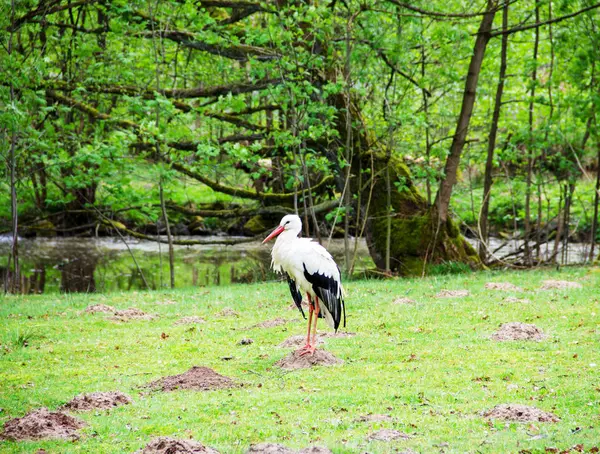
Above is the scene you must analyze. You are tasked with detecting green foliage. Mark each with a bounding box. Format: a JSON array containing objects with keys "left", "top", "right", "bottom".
[{"left": 1, "top": 0, "right": 599, "bottom": 263}]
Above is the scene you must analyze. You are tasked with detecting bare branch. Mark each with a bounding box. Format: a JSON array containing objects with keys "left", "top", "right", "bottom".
[
  {"left": 10, "top": 0, "right": 101, "bottom": 31},
  {"left": 490, "top": 2, "right": 600, "bottom": 37},
  {"left": 385, "top": 0, "right": 502, "bottom": 18}
]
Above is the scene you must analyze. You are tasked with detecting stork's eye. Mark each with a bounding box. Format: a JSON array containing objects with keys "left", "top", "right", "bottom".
[{"left": 285, "top": 221, "right": 290, "bottom": 225}]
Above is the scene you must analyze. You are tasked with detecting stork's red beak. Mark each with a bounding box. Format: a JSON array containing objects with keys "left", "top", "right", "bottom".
[{"left": 262, "top": 225, "right": 284, "bottom": 244}]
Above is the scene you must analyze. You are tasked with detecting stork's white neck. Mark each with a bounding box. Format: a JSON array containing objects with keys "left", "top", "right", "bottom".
[{"left": 274, "top": 226, "right": 301, "bottom": 245}]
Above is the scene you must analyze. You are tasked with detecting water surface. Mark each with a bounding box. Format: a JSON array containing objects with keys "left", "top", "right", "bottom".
[{"left": 0, "top": 236, "right": 373, "bottom": 294}]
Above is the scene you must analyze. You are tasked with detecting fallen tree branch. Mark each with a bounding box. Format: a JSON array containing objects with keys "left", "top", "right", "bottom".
[
  {"left": 101, "top": 219, "right": 261, "bottom": 244},
  {"left": 45, "top": 78, "right": 280, "bottom": 99},
  {"left": 166, "top": 197, "right": 340, "bottom": 218}
]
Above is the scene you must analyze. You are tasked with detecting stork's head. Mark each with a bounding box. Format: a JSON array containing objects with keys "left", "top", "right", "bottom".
[{"left": 262, "top": 214, "right": 302, "bottom": 244}]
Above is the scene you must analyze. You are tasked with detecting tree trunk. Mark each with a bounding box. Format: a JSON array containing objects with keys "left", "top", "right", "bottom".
[
  {"left": 357, "top": 151, "right": 480, "bottom": 275},
  {"left": 524, "top": 1, "right": 540, "bottom": 266},
  {"left": 329, "top": 90, "right": 481, "bottom": 275},
  {"left": 480, "top": 0, "right": 509, "bottom": 262},
  {"left": 7, "top": 0, "right": 19, "bottom": 293},
  {"left": 591, "top": 137, "right": 600, "bottom": 261},
  {"left": 435, "top": 0, "right": 497, "bottom": 222},
  {"left": 159, "top": 180, "right": 176, "bottom": 289}
]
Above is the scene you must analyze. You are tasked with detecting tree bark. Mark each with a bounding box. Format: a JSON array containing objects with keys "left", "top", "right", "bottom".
[
  {"left": 7, "top": 0, "right": 19, "bottom": 293},
  {"left": 435, "top": 0, "right": 497, "bottom": 222},
  {"left": 479, "top": 0, "right": 509, "bottom": 262},
  {"left": 159, "top": 180, "right": 175, "bottom": 289},
  {"left": 524, "top": 1, "right": 540, "bottom": 266},
  {"left": 591, "top": 137, "right": 600, "bottom": 261}
]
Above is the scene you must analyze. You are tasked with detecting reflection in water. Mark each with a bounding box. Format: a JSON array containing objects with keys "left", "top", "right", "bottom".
[
  {"left": 0, "top": 264, "right": 46, "bottom": 294},
  {"left": 60, "top": 258, "right": 97, "bottom": 293},
  {"left": 0, "top": 237, "right": 373, "bottom": 294}
]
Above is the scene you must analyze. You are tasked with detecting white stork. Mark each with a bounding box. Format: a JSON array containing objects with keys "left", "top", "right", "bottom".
[{"left": 262, "top": 214, "right": 346, "bottom": 355}]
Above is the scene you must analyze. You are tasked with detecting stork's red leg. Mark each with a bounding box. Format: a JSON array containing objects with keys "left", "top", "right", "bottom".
[
  {"left": 300, "top": 297, "right": 319, "bottom": 356},
  {"left": 297, "top": 293, "right": 314, "bottom": 353}
]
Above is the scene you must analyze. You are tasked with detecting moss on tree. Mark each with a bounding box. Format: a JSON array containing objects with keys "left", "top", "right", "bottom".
[{"left": 357, "top": 151, "right": 481, "bottom": 276}]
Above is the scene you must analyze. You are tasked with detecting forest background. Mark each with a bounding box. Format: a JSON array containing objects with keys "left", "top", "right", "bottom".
[{"left": 1, "top": 0, "right": 600, "bottom": 292}]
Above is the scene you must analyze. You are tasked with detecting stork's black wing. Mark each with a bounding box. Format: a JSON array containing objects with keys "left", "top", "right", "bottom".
[
  {"left": 286, "top": 273, "right": 305, "bottom": 319},
  {"left": 303, "top": 264, "right": 345, "bottom": 331}
]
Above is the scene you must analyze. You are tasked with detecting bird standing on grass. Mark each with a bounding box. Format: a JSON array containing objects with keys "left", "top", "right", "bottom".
[{"left": 262, "top": 214, "right": 346, "bottom": 355}]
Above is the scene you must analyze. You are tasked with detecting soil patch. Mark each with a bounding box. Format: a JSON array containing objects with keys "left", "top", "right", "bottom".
[
  {"left": 278, "top": 332, "right": 355, "bottom": 348},
  {"left": 483, "top": 404, "right": 559, "bottom": 422},
  {"left": 61, "top": 391, "right": 131, "bottom": 411},
  {"left": 436, "top": 289, "right": 470, "bottom": 298},
  {"left": 491, "top": 322, "right": 546, "bottom": 342},
  {"left": 147, "top": 366, "right": 235, "bottom": 392},
  {"left": 504, "top": 297, "right": 531, "bottom": 304},
  {"left": 278, "top": 335, "right": 317, "bottom": 349},
  {"left": 217, "top": 308, "right": 239, "bottom": 318},
  {"left": 252, "top": 317, "right": 290, "bottom": 329},
  {"left": 275, "top": 350, "right": 343, "bottom": 370},
  {"left": 174, "top": 316, "right": 206, "bottom": 325},
  {"left": 358, "top": 414, "right": 393, "bottom": 422},
  {"left": 246, "top": 444, "right": 332, "bottom": 454},
  {"left": 393, "top": 297, "right": 416, "bottom": 304},
  {"left": 485, "top": 282, "right": 523, "bottom": 292},
  {"left": 368, "top": 429, "right": 411, "bottom": 442},
  {"left": 136, "top": 437, "right": 220, "bottom": 453},
  {"left": 1, "top": 407, "right": 86, "bottom": 441},
  {"left": 108, "top": 308, "right": 156, "bottom": 322},
  {"left": 541, "top": 280, "right": 582, "bottom": 290},
  {"left": 85, "top": 304, "right": 115, "bottom": 313}
]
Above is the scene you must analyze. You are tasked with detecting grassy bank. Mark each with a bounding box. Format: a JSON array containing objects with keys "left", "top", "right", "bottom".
[{"left": 1, "top": 267, "right": 599, "bottom": 453}]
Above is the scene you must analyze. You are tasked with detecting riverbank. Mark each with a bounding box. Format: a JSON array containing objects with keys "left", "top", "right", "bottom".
[{"left": 1, "top": 267, "right": 599, "bottom": 452}]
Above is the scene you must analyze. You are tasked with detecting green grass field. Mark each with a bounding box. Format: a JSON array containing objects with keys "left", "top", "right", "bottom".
[{"left": 1, "top": 267, "right": 599, "bottom": 453}]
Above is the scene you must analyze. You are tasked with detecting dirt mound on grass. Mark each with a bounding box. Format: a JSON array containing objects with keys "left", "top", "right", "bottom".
[
  {"left": 246, "top": 444, "right": 332, "bottom": 454},
  {"left": 368, "top": 429, "right": 411, "bottom": 441},
  {"left": 275, "top": 350, "right": 343, "bottom": 370},
  {"left": 136, "top": 436, "right": 220, "bottom": 453},
  {"left": 491, "top": 323, "right": 546, "bottom": 341},
  {"left": 1, "top": 407, "right": 86, "bottom": 441},
  {"left": 147, "top": 366, "right": 235, "bottom": 392},
  {"left": 393, "top": 297, "right": 416, "bottom": 304},
  {"left": 174, "top": 316, "right": 206, "bottom": 325},
  {"left": 252, "top": 318, "right": 290, "bottom": 329},
  {"left": 108, "top": 308, "right": 156, "bottom": 322},
  {"left": 216, "top": 308, "right": 239, "bottom": 318},
  {"left": 483, "top": 404, "right": 559, "bottom": 422},
  {"left": 485, "top": 282, "right": 523, "bottom": 292},
  {"left": 541, "top": 280, "right": 582, "bottom": 290},
  {"left": 85, "top": 304, "right": 115, "bottom": 313},
  {"left": 61, "top": 391, "right": 131, "bottom": 411},
  {"left": 279, "top": 335, "right": 318, "bottom": 348},
  {"left": 436, "top": 289, "right": 470, "bottom": 298},
  {"left": 278, "top": 332, "right": 355, "bottom": 348},
  {"left": 279, "top": 335, "right": 317, "bottom": 348}
]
